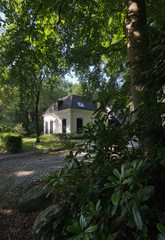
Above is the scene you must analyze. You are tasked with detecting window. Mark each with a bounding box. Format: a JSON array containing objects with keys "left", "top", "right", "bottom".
[
  {"left": 62, "top": 119, "right": 66, "bottom": 133},
  {"left": 50, "top": 121, "right": 53, "bottom": 134},
  {"left": 77, "top": 118, "right": 83, "bottom": 133},
  {"left": 77, "top": 102, "right": 85, "bottom": 108},
  {"left": 45, "top": 122, "right": 48, "bottom": 134}
]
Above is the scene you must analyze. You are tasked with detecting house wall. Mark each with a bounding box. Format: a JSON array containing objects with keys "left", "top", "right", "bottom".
[
  {"left": 43, "top": 108, "right": 95, "bottom": 135},
  {"left": 43, "top": 109, "right": 71, "bottom": 134},
  {"left": 70, "top": 109, "right": 94, "bottom": 133}
]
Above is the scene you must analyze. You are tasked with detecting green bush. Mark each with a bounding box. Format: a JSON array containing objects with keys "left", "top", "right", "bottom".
[
  {"left": 35, "top": 105, "right": 165, "bottom": 240},
  {"left": 1, "top": 133, "right": 22, "bottom": 153}
]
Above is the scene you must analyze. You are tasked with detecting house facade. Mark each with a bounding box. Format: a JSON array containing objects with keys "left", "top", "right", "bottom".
[{"left": 43, "top": 95, "right": 97, "bottom": 134}]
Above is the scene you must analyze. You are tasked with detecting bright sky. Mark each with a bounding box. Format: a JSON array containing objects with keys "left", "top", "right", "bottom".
[
  {"left": 0, "top": 12, "right": 5, "bottom": 34},
  {"left": 64, "top": 73, "right": 79, "bottom": 84},
  {"left": 0, "top": 12, "right": 5, "bottom": 20}
]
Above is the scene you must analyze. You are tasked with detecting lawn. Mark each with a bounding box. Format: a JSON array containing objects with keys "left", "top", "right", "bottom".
[
  {"left": 21, "top": 137, "right": 65, "bottom": 152},
  {"left": 21, "top": 137, "right": 37, "bottom": 152},
  {"left": 0, "top": 134, "right": 81, "bottom": 153}
]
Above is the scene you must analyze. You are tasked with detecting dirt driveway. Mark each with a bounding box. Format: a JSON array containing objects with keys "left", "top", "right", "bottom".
[{"left": 0, "top": 150, "right": 71, "bottom": 198}]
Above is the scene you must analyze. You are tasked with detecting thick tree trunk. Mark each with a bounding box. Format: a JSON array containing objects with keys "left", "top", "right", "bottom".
[
  {"left": 124, "top": 0, "right": 147, "bottom": 108},
  {"left": 35, "top": 91, "right": 40, "bottom": 143},
  {"left": 123, "top": 0, "right": 151, "bottom": 154}
]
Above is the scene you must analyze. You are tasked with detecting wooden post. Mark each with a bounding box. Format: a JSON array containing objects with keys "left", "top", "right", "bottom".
[{"left": 33, "top": 143, "right": 36, "bottom": 155}]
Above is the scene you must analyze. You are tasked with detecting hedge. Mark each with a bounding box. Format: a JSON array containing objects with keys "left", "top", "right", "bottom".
[{"left": 1, "top": 133, "right": 22, "bottom": 153}]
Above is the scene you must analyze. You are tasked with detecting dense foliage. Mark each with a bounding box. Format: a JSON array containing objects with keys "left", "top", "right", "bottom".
[
  {"left": 34, "top": 106, "right": 165, "bottom": 239},
  {"left": 1, "top": 132, "right": 22, "bottom": 153}
]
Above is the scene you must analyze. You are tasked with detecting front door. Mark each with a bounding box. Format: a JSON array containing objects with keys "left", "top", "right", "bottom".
[
  {"left": 62, "top": 119, "right": 66, "bottom": 133},
  {"left": 77, "top": 118, "right": 83, "bottom": 133}
]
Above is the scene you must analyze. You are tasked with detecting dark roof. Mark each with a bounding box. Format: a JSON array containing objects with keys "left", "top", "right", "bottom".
[{"left": 43, "top": 95, "right": 97, "bottom": 115}]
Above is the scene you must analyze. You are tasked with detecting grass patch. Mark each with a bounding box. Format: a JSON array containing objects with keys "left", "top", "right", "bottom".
[
  {"left": 21, "top": 137, "right": 36, "bottom": 152},
  {"left": 1, "top": 134, "right": 82, "bottom": 153},
  {"left": 21, "top": 136, "right": 65, "bottom": 152}
]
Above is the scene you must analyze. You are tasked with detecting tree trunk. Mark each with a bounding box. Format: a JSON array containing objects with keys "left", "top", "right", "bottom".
[
  {"left": 123, "top": 0, "right": 151, "bottom": 154},
  {"left": 35, "top": 91, "right": 40, "bottom": 143}
]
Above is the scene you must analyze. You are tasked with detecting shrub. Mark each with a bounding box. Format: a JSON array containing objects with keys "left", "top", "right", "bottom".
[
  {"left": 1, "top": 133, "right": 22, "bottom": 153},
  {"left": 36, "top": 106, "right": 165, "bottom": 240}
]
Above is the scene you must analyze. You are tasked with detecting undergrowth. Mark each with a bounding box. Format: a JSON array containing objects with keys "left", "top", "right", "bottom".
[{"left": 34, "top": 107, "right": 165, "bottom": 240}]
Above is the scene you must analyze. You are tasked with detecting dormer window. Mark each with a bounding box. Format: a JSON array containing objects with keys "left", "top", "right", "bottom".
[{"left": 77, "top": 102, "right": 84, "bottom": 108}]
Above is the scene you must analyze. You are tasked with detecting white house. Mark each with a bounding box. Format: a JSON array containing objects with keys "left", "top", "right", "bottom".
[{"left": 43, "top": 95, "right": 97, "bottom": 134}]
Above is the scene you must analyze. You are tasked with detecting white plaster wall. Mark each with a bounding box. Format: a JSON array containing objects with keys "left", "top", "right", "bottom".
[
  {"left": 55, "top": 109, "right": 71, "bottom": 133},
  {"left": 43, "top": 109, "right": 95, "bottom": 134},
  {"left": 43, "top": 109, "right": 71, "bottom": 134},
  {"left": 43, "top": 115, "right": 55, "bottom": 135},
  {"left": 71, "top": 109, "right": 95, "bottom": 133}
]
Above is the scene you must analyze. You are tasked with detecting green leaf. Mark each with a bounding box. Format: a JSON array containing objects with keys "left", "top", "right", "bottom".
[
  {"left": 112, "top": 190, "right": 120, "bottom": 206},
  {"left": 121, "top": 164, "right": 125, "bottom": 178},
  {"left": 84, "top": 233, "right": 90, "bottom": 240},
  {"left": 157, "top": 223, "right": 165, "bottom": 235},
  {"left": 157, "top": 233, "right": 165, "bottom": 240},
  {"left": 137, "top": 160, "right": 143, "bottom": 170},
  {"left": 113, "top": 169, "right": 120, "bottom": 178},
  {"left": 89, "top": 201, "right": 95, "bottom": 212},
  {"left": 123, "top": 177, "right": 133, "bottom": 185},
  {"left": 108, "top": 176, "right": 117, "bottom": 182},
  {"left": 138, "top": 186, "right": 154, "bottom": 199},
  {"left": 111, "top": 204, "right": 118, "bottom": 216},
  {"left": 107, "top": 232, "right": 118, "bottom": 240},
  {"left": 132, "top": 202, "right": 142, "bottom": 231},
  {"left": 67, "top": 221, "right": 80, "bottom": 233},
  {"left": 104, "top": 183, "right": 116, "bottom": 189},
  {"left": 80, "top": 215, "right": 86, "bottom": 230},
  {"left": 85, "top": 225, "right": 98, "bottom": 233},
  {"left": 96, "top": 199, "right": 101, "bottom": 212},
  {"left": 67, "top": 225, "right": 79, "bottom": 234}
]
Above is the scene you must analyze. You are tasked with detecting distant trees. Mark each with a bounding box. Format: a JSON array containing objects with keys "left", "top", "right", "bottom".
[{"left": 0, "top": 1, "right": 70, "bottom": 138}]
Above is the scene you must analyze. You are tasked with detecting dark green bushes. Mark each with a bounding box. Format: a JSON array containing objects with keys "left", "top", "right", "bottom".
[
  {"left": 1, "top": 133, "right": 22, "bottom": 153},
  {"left": 33, "top": 107, "right": 165, "bottom": 240}
]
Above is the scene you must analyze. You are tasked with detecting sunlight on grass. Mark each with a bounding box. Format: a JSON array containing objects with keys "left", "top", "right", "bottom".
[
  {"left": 1, "top": 134, "right": 80, "bottom": 153},
  {"left": 22, "top": 137, "right": 64, "bottom": 152},
  {"left": 21, "top": 137, "right": 36, "bottom": 152}
]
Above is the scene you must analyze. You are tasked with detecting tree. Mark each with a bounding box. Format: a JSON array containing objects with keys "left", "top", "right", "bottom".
[
  {"left": 0, "top": 1, "right": 67, "bottom": 139},
  {"left": 58, "top": 0, "right": 164, "bottom": 153},
  {"left": 0, "top": 0, "right": 164, "bottom": 148},
  {"left": 123, "top": 0, "right": 165, "bottom": 153},
  {"left": 67, "top": 82, "right": 83, "bottom": 96}
]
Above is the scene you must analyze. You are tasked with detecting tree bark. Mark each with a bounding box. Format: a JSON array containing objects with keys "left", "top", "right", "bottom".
[
  {"left": 124, "top": 0, "right": 147, "bottom": 110},
  {"left": 123, "top": 0, "right": 151, "bottom": 154}
]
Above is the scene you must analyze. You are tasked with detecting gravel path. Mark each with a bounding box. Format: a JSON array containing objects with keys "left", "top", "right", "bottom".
[{"left": 0, "top": 151, "right": 69, "bottom": 195}]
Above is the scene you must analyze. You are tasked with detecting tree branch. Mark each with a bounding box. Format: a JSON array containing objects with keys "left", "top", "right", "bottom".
[
  {"left": 57, "top": 5, "right": 62, "bottom": 25},
  {"left": 29, "top": 2, "right": 43, "bottom": 43}
]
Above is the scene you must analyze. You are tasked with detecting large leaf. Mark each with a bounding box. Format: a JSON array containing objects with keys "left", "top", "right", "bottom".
[
  {"left": 132, "top": 201, "right": 143, "bottom": 231},
  {"left": 80, "top": 215, "right": 86, "bottom": 230},
  {"left": 112, "top": 190, "right": 120, "bottom": 206},
  {"left": 84, "top": 233, "right": 90, "bottom": 240},
  {"left": 138, "top": 186, "right": 154, "bottom": 199},
  {"left": 96, "top": 199, "right": 101, "bottom": 212},
  {"left": 85, "top": 225, "right": 98, "bottom": 233},
  {"left": 113, "top": 169, "right": 120, "bottom": 178},
  {"left": 157, "top": 234, "right": 165, "bottom": 240},
  {"left": 157, "top": 223, "right": 165, "bottom": 235},
  {"left": 111, "top": 204, "right": 118, "bottom": 216},
  {"left": 67, "top": 221, "right": 80, "bottom": 233}
]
